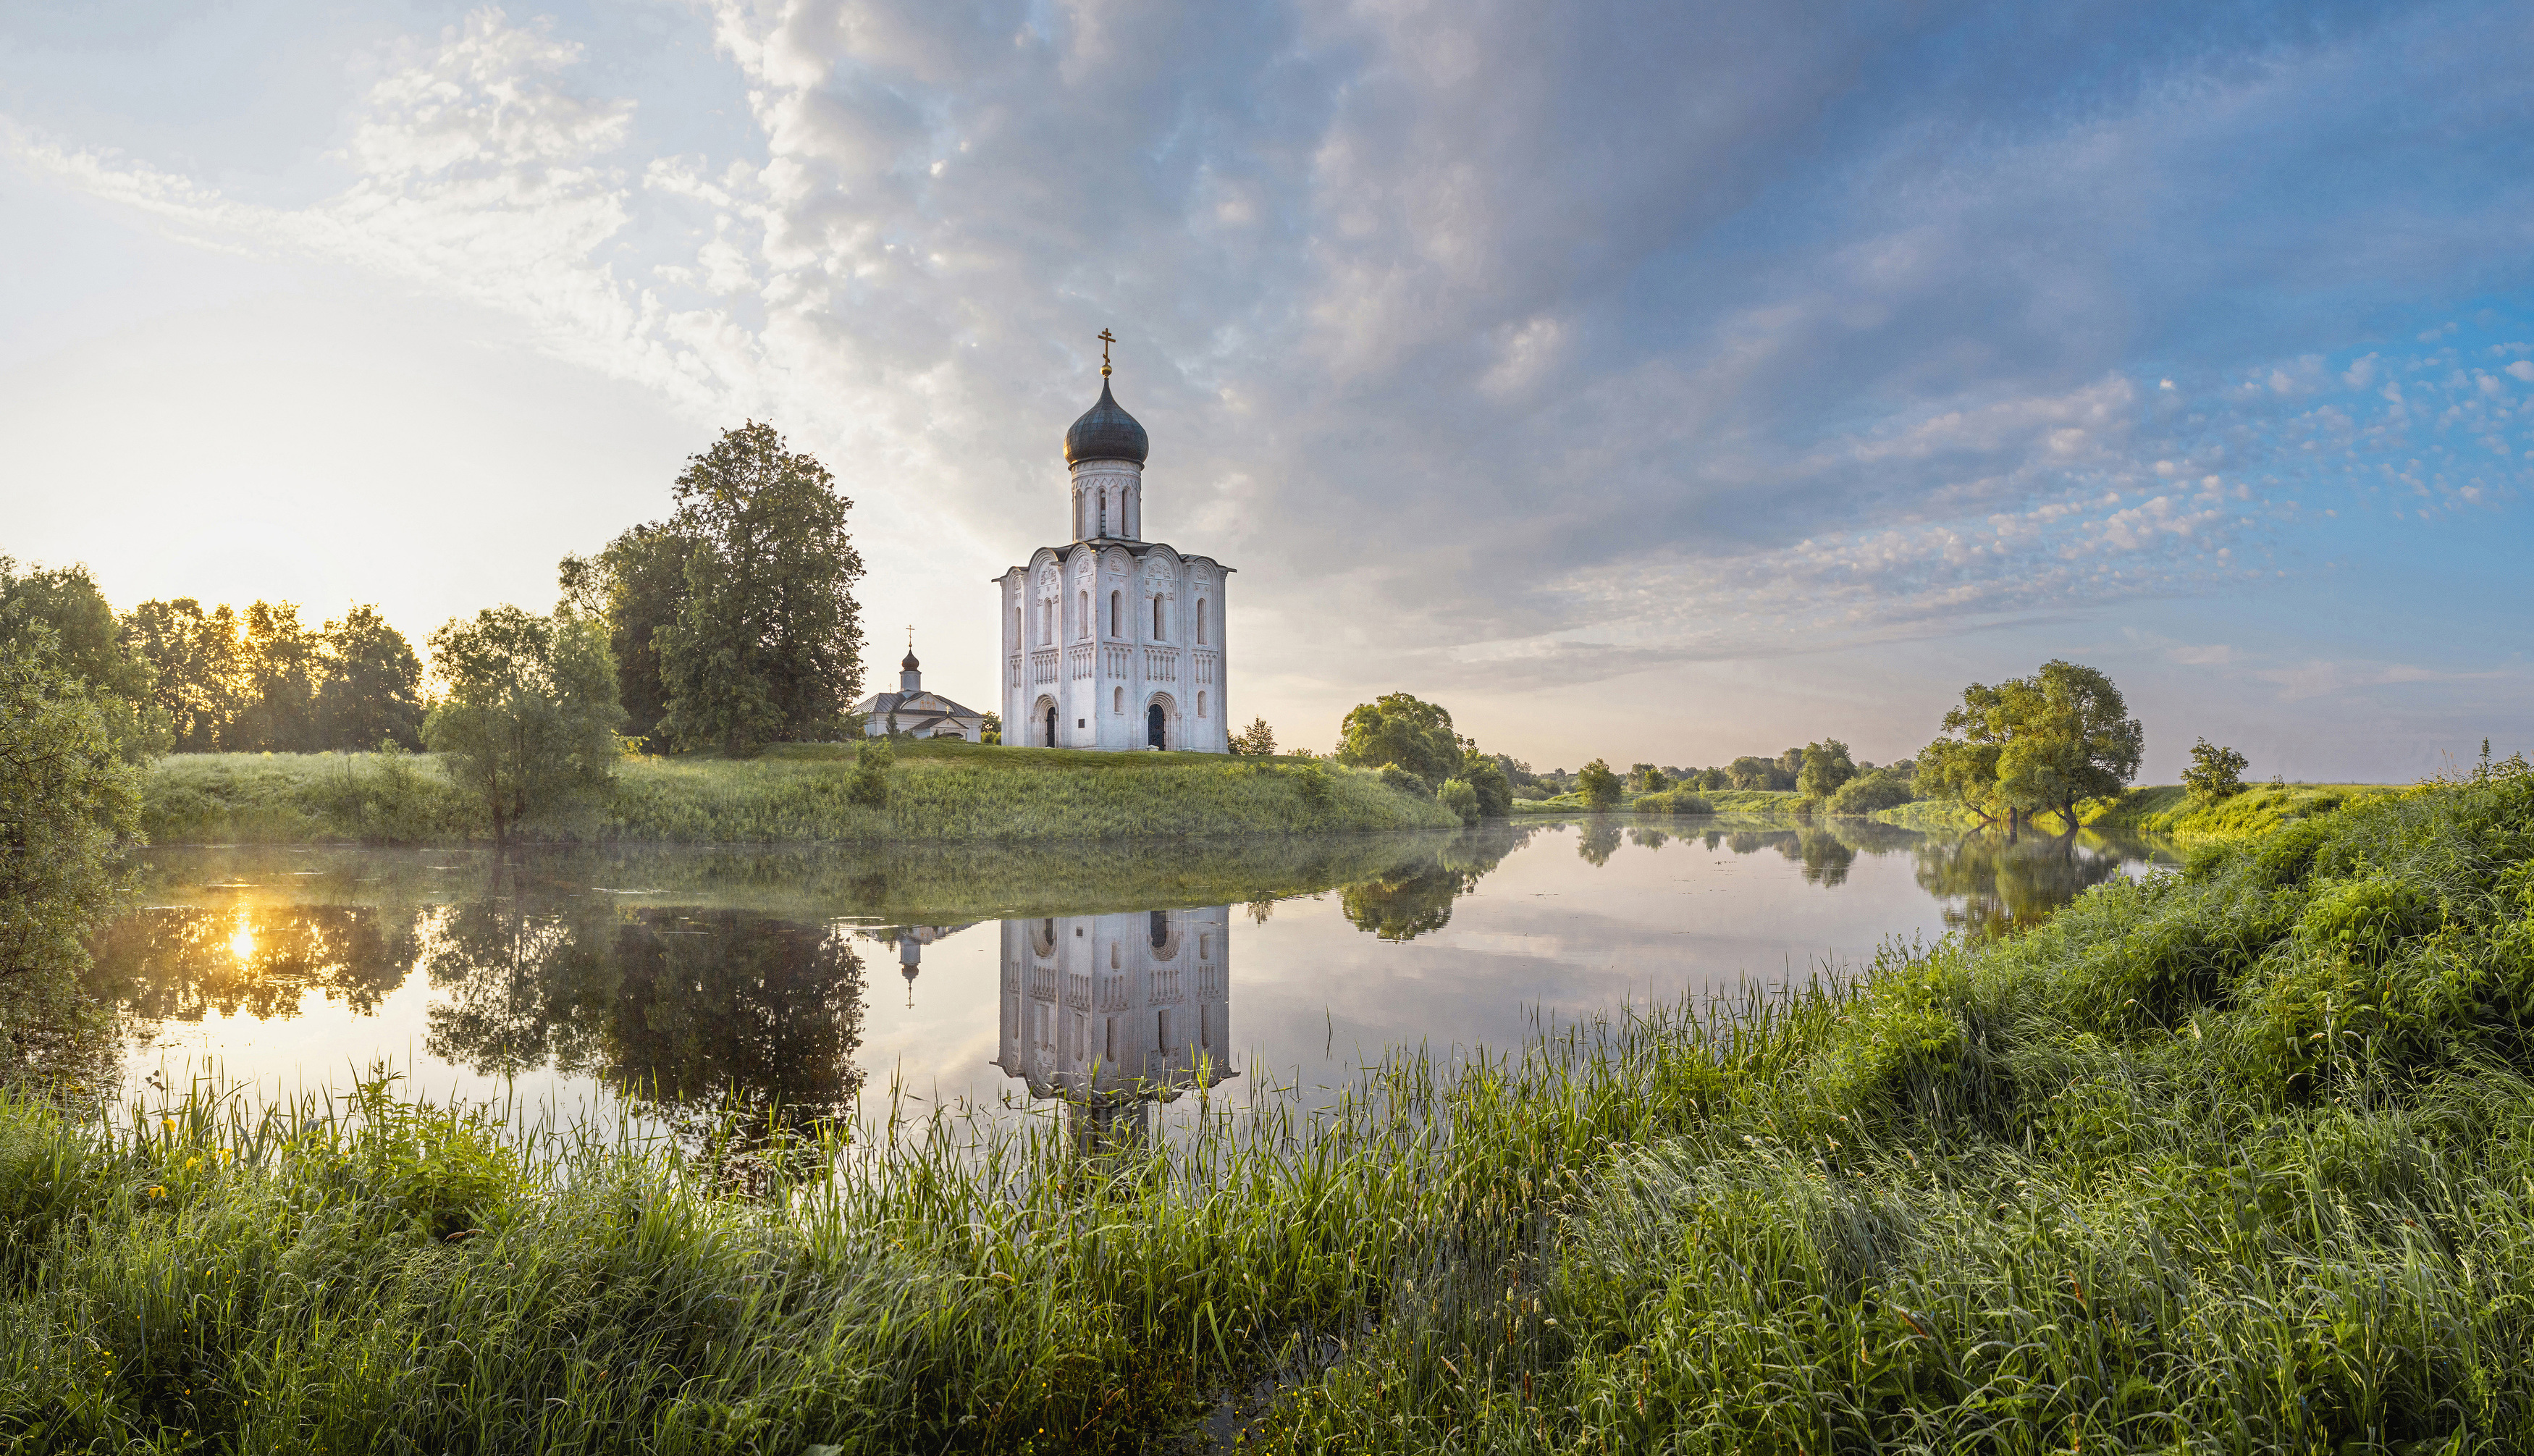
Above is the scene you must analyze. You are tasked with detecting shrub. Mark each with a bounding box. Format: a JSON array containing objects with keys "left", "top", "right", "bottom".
[
  {"left": 1631, "top": 788, "right": 1713, "bottom": 815},
  {"left": 1826, "top": 768, "right": 1914, "bottom": 815},
  {"left": 845, "top": 737, "right": 892, "bottom": 807},
  {"left": 1375, "top": 763, "right": 1431, "bottom": 798},
  {"left": 1437, "top": 778, "right": 1481, "bottom": 825}
]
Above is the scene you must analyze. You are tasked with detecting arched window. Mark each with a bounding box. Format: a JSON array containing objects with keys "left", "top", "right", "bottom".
[
  {"left": 1113, "top": 686, "right": 1124, "bottom": 715},
  {"left": 1153, "top": 594, "right": 1165, "bottom": 640},
  {"left": 1109, "top": 942, "right": 1119, "bottom": 969},
  {"left": 1108, "top": 590, "right": 1121, "bottom": 637},
  {"left": 1011, "top": 607, "right": 1020, "bottom": 644},
  {"left": 1197, "top": 600, "right": 1208, "bottom": 644},
  {"left": 1150, "top": 910, "right": 1169, "bottom": 949},
  {"left": 1197, "top": 691, "right": 1206, "bottom": 718},
  {"left": 1078, "top": 590, "right": 1089, "bottom": 639}
]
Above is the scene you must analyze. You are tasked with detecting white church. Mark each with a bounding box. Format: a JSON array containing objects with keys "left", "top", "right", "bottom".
[{"left": 996, "top": 345, "right": 1233, "bottom": 752}]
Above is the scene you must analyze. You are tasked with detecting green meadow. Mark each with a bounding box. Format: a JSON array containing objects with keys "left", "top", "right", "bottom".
[
  {"left": 138, "top": 738, "right": 1458, "bottom": 846},
  {"left": 9, "top": 759, "right": 2531, "bottom": 1449}
]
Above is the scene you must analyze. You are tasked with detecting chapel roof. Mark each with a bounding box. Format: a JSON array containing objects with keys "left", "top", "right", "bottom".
[{"left": 1064, "top": 378, "right": 1149, "bottom": 466}]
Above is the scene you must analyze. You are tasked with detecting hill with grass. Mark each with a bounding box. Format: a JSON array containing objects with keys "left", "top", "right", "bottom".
[{"left": 139, "top": 738, "right": 1458, "bottom": 846}]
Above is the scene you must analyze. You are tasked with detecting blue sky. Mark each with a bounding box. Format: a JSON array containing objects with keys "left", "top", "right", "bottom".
[{"left": 2, "top": 0, "right": 2528, "bottom": 778}]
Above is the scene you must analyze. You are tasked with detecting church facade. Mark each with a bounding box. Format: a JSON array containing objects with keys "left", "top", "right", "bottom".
[{"left": 994, "top": 361, "right": 1232, "bottom": 752}]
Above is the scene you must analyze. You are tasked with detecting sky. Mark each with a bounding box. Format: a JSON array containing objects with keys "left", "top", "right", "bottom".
[{"left": 3, "top": 0, "right": 2530, "bottom": 780}]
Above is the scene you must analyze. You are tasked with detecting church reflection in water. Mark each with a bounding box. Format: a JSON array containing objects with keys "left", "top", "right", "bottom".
[{"left": 995, "top": 907, "right": 1234, "bottom": 1148}]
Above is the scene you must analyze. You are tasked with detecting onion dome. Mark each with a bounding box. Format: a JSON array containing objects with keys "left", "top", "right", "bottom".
[
  {"left": 901, "top": 649, "right": 920, "bottom": 671},
  {"left": 1064, "top": 379, "right": 1149, "bottom": 465}
]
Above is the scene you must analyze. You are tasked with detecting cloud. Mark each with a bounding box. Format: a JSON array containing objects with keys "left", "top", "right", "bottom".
[{"left": 8, "top": 0, "right": 2534, "bottom": 702}]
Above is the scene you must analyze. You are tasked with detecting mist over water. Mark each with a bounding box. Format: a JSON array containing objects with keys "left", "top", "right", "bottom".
[{"left": 87, "top": 820, "right": 2172, "bottom": 1135}]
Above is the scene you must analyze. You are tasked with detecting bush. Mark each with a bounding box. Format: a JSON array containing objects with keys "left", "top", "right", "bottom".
[
  {"left": 845, "top": 738, "right": 892, "bottom": 807},
  {"left": 1375, "top": 763, "right": 1431, "bottom": 798},
  {"left": 1826, "top": 768, "right": 1915, "bottom": 815},
  {"left": 1631, "top": 788, "right": 1713, "bottom": 815},
  {"left": 1437, "top": 778, "right": 1481, "bottom": 825}
]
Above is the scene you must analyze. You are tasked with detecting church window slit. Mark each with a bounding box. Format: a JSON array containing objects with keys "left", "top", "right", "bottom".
[
  {"left": 1197, "top": 600, "right": 1208, "bottom": 644},
  {"left": 1153, "top": 595, "right": 1165, "bottom": 640}
]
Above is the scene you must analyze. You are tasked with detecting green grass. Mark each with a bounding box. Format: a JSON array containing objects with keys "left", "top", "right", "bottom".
[
  {"left": 23, "top": 761, "right": 2534, "bottom": 1451},
  {"left": 139, "top": 743, "right": 1457, "bottom": 846},
  {"left": 2093, "top": 780, "right": 2404, "bottom": 840}
]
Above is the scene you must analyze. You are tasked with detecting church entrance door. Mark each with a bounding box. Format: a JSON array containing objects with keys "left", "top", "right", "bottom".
[
  {"left": 1146, "top": 704, "right": 1166, "bottom": 749},
  {"left": 1045, "top": 704, "right": 1058, "bottom": 747}
]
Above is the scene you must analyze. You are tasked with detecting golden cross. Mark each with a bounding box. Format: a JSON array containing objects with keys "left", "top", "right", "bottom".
[{"left": 1098, "top": 327, "right": 1116, "bottom": 376}]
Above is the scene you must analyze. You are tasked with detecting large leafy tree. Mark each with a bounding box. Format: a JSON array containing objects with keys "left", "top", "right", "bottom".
[
  {"left": 424, "top": 607, "right": 623, "bottom": 843},
  {"left": 1, "top": 558, "right": 172, "bottom": 760},
  {"left": 559, "top": 521, "right": 696, "bottom": 747},
  {"left": 0, "top": 632, "right": 144, "bottom": 1043},
  {"left": 316, "top": 605, "right": 426, "bottom": 750},
  {"left": 1335, "top": 693, "right": 1462, "bottom": 785},
  {"left": 654, "top": 423, "right": 867, "bottom": 754},
  {"left": 1920, "top": 660, "right": 2144, "bottom": 832}
]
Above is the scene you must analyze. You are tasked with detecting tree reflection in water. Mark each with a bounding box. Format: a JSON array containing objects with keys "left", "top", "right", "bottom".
[
  {"left": 87, "top": 904, "right": 418, "bottom": 1026},
  {"left": 1911, "top": 828, "right": 2146, "bottom": 938},
  {"left": 1339, "top": 824, "right": 1538, "bottom": 940},
  {"left": 419, "top": 875, "right": 870, "bottom": 1140}
]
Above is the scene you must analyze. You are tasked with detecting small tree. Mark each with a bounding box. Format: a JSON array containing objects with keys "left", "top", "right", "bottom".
[
  {"left": 1797, "top": 738, "right": 1857, "bottom": 801},
  {"left": 2183, "top": 738, "right": 2250, "bottom": 804},
  {"left": 1578, "top": 758, "right": 1623, "bottom": 809},
  {"left": 980, "top": 711, "right": 1002, "bottom": 746},
  {"left": 1438, "top": 778, "right": 1481, "bottom": 826},
  {"left": 1336, "top": 693, "right": 1461, "bottom": 783},
  {"left": 1230, "top": 717, "right": 1277, "bottom": 756},
  {"left": 424, "top": 607, "right": 624, "bottom": 844}
]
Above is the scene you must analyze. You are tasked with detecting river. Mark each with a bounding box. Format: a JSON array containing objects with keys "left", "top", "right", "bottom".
[{"left": 84, "top": 816, "right": 2172, "bottom": 1137}]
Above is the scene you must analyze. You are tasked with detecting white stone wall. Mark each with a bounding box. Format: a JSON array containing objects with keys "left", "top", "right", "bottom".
[
  {"left": 1069, "top": 459, "right": 1142, "bottom": 542},
  {"left": 1000, "top": 542, "right": 1231, "bottom": 752}
]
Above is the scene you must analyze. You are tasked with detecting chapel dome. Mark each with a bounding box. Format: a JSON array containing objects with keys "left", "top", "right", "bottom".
[
  {"left": 1064, "top": 379, "right": 1149, "bottom": 466},
  {"left": 901, "top": 649, "right": 920, "bottom": 671}
]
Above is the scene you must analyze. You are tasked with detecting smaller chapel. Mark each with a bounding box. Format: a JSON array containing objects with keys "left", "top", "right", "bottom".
[
  {"left": 854, "top": 644, "right": 985, "bottom": 741},
  {"left": 995, "top": 338, "right": 1233, "bottom": 752}
]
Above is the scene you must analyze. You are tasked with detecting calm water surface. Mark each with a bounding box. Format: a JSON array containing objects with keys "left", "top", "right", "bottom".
[{"left": 87, "top": 817, "right": 2173, "bottom": 1134}]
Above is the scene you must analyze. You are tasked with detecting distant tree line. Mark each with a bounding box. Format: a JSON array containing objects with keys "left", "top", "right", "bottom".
[{"left": 1, "top": 556, "right": 425, "bottom": 755}]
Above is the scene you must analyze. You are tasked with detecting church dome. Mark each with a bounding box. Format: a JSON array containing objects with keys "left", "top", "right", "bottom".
[
  {"left": 901, "top": 649, "right": 920, "bottom": 671},
  {"left": 1064, "top": 379, "right": 1149, "bottom": 465}
]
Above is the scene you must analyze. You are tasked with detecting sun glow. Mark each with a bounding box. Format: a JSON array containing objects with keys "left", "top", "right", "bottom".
[{"left": 227, "top": 912, "right": 256, "bottom": 966}]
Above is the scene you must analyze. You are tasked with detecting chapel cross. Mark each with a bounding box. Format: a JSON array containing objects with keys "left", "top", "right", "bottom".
[{"left": 1098, "top": 328, "right": 1116, "bottom": 376}]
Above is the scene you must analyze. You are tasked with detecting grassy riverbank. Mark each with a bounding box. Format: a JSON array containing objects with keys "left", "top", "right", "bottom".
[
  {"left": 12, "top": 762, "right": 2530, "bottom": 1450},
  {"left": 138, "top": 740, "right": 1457, "bottom": 846}
]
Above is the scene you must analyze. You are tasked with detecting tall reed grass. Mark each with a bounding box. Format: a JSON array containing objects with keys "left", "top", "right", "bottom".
[{"left": 14, "top": 760, "right": 2530, "bottom": 1452}]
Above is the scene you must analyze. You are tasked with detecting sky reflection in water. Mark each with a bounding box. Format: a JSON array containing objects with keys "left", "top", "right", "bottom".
[{"left": 88, "top": 820, "right": 2171, "bottom": 1134}]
